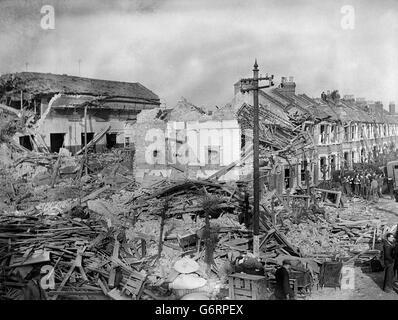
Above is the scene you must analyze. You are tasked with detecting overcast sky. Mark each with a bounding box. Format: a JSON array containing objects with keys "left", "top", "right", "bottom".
[{"left": 0, "top": 0, "right": 397, "bottom": 109}]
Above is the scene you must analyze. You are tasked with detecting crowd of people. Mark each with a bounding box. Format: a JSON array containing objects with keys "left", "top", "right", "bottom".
[{"left": 341, "top": 170, "right": 393, "bottom": 201}]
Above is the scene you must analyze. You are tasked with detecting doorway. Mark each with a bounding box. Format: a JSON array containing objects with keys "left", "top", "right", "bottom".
[
  {"left": 106, "top": 133, "right": 117, "bottom": 149},
  {"left": 81, "top": 132, "right": 94, "bottom": 149},
  {"left": 284, "top": 168, "right": 292, "bottom": 190},
  {"left": 50, "top": 133, "right": 65, "bottom": 153}
]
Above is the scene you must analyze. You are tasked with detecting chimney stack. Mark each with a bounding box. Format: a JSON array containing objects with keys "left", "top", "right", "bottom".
[
  {"left": 390, "top": 101, "right": 396, "bottom": 114},
  {"left": 234, "top": 80, "right": 242, "bottom": 95},
  {"left": 279, "top": 76, "right": 296, "bottom": 95},
  {"left": 343, "top": 94, "right": 355, "bottom": 102}
]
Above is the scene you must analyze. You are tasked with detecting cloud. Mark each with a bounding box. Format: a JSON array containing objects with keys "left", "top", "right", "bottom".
[{"left": 0, "top": 0, "right": 397, "bottom": 108}]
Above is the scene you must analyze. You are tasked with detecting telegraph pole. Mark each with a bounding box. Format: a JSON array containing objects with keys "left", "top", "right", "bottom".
[
  {"left": 84, "top": 105, "right": 88, "bottom": 175},
  {"left": 240, "top": 60, "right": 274, "bottom": 257}
]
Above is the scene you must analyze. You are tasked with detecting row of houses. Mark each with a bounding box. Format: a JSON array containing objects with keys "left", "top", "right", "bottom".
[
  {"left": 1, "top": 71, "right": 397, "bottom": 192},
  {"left": 132, "top": 76, "right": 398, "bottom": 191}
]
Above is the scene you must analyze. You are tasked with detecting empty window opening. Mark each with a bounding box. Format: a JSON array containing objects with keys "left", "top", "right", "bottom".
[
  {"left": 19, "top": 135, "right": 33, "bottom": 151},
  {"left": 125, "top": 137, "right": 130, "bottom": 147},
  {"left": 320, "top": 125, "right": 326, "bottom": 144},
  {"left": 206, "top": 146, "right": 220, "bottom": 165},
  {"left": 284, "top": 168, "right": 292, "bottom": 189}
]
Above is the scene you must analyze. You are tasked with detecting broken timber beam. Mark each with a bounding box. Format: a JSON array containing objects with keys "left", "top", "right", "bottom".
[{"left": 76, "top": 125, "right": 111, "bottom": 155}]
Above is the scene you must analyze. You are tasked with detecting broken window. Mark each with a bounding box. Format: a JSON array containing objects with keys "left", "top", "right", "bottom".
[
  {"left": 241, "top": 134, "right": 246, "bottom": 149},
  {"left": 320, "top": 125, "right": 326, "bottom": 144},
  {"left": 206, "top": 146, "right": 220, "bottom": 165},
  {"left": 320, "top": 156, "right": 328, "bottom": 180},
  {"left": 330, "top": 125, "right": 335, "bottom": 143},
  {"left": 19, "top": 135, "right": 33, "bottom": 151},
  {"left": 125, "top": 137, "right": 130, "bottom": 147},
  {"left": 344, "top": 152, "right": 349, "bottom": 168},
  {"left": 344, "top": 126, "right": 349, "bottom": 141},
  {"left": 300, "top": 161, "right": 307, "bottom": 184},
  {"left": 360, "top": 149, "right": 365, "bottom": 163},
  {"left": 330, "top": 155, "right": 336, "bottom": 172},
  {"left": 284, "top": 168, "right": 291, "bottom": 189}
]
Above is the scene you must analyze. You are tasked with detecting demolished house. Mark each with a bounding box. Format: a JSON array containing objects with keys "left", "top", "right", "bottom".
[
  {"left": 0, "top": 72, "right": 160, "bottom": 153},
  {"left": 132, "top": 85, "right": 315, "bottom": 193}
]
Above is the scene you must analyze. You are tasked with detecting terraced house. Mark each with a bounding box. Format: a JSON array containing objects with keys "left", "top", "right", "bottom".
[{"left": 232, "top": 76, "right": 398, "bottom": 190}]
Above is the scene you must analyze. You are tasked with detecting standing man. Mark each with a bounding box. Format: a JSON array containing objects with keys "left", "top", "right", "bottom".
[
  {"left": 365, "top": 173, "right": 372, "bottom": 200},
  {"left": 377, "top": 174, "right": 384, "bottom": 198},
  {"left": 354, "top": 174, "right": 360, "bottom": 196},
  {"left": 387, "top": 176, "right": 394, "bottom": 200},
  {"left": 394, "top": 226, "right": 398, "bottom": 280},
  {"left": 274, "top": 260, "right": 295, "bottom": 300},
  {"left": 360, "top": 174, "right": 366, "bottom": 198},
  {"left": 370, "top": 175, "right": 378, "bottom": 200},
  {"left": 383, "top": 233, "right": 395, "bottom": 293}
]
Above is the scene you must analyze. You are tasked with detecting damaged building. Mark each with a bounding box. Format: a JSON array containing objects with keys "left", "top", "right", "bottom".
[
  {"left": 133, "top": 76, "right": 398, "bottom": 194},
  {"left": 0, "top": 72, "right": 160, "bottom": 154},
  {"left": 2, "top": 70, "right": 398, "bottom": 301},
  {"left": 233, "top": 76, "right": 398, "bottom": 189}
]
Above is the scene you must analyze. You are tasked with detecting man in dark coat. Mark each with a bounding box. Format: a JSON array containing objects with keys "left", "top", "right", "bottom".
[
  {"left": 394, "top": 227, "right": 398, "bottom": 279},
  {"left": 383, "top": 233, "right": 395, "bottom": 293},
  {"left": 274, "top": 260, "right": 295, "bottom": 300}
]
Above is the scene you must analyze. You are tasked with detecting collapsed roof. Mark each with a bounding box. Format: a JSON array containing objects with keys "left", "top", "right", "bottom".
[{"left": 0, "top": 72, "right": 160, "bottom": 106}]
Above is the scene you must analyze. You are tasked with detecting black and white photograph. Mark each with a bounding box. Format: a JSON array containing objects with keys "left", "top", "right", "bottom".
[{"left": 1, "top": 0, "right": 398, "bottom": 308}]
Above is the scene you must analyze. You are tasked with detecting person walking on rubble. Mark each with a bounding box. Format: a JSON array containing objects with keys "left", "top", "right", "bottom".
[
  {"left": 383, "top": 233, "right": 395, "bottom": 293},
  {"left": 274, "top": 260, "right": 295, "bottom": 300}
]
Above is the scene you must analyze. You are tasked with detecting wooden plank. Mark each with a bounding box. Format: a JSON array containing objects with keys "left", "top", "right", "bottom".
[
  {"left": 76, "top": 125, "right": 111, "bottom": 155},
  {"left": 233, "top": 288, "right": 253, "bottom": 298},
  {"left": 108, "top": 237, "right": 120, "bottom": 289},
  {"left": 107, "top": 288, "right": 131, "bottom": 300},
  {"left": 9, "top": 250, "right": 50, "bottom": 267}
]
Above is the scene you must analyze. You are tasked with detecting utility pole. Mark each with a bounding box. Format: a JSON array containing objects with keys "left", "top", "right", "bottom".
[
  {"left": 240, "top": 60, "right": 274, "bottom": 257},
  {"left": 84, "top": 105, "right": 88, "bottom": 175},
  {"left": 78, "top": 59, "right": 82, "bottom": 76}
]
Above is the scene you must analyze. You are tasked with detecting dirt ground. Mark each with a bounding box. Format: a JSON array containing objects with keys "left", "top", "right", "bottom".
[{"left": 308, "top": 197, "right": 398, "bottom": 300}]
